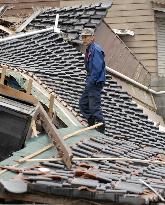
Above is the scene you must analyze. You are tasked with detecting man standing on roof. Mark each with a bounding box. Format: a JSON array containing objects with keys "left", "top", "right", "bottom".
[{"left": 79, "top": 28, "right": 106, "bottom": 134}]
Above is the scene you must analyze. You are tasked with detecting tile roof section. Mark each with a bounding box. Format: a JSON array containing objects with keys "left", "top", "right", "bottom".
[
  {"left": 0, "top": 30, "right": 7, "bottom": 38},
  {"left": 0, "top": 95, "right": 35, "bottom": 116},
  {"left": 0, "top": 30, "right": 164, "bottom": 203},
  {"left": 0, "top": 133, "right": 165, "bottom": 204},
  {"left": 26, "top": 2, "right": 112, "bottom": 42},
  {"left": 0, "top": 30, "right": 164, "bottom": 146}
]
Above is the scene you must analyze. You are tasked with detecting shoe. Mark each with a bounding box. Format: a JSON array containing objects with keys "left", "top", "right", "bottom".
[
  {"left": 96, "top": 123, "right": 105, "bottom": 134},
  {"left": 88, "top": 117, "right": 95, "bottom": 126}
]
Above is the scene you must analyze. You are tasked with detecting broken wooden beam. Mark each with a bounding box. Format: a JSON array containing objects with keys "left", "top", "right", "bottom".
[
  {"left": 0, "top": 25, "right": 15, "bottom": 35},
  {"left": 63, "top": 123, "right": 103, "bottom": 140},
  {"left": 0, "top": 84, "right": 38, "bottom": 105},
  {"left": 25, "top": 157, "right": 165, "bottom": 165},
  {"left": 0, "top": 66, "right": 7, "bottom": 85},
  {"left": 36, "top": 103, "right": 73, "bottom": 169},
  {"left": 17, "top": 144, "right": 54, "bottom": 164},
  {"left": 48, "top": 94, "right": 55, "bottom": 119},
  {"left": 26, "top": 78, "right": 33, "bottom": 95}
]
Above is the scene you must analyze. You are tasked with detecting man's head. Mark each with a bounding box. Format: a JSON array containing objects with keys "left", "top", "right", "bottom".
[{"left": 81, "top": 28, "right": 95, "bottom": 46}]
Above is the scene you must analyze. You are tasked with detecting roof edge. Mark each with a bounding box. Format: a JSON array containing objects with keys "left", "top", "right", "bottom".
[{"left": 0, "top": 27, "right": 54, "bottom": 43}]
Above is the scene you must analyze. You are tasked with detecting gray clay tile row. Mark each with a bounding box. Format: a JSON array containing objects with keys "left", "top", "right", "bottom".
[
  {"left": 27, "top": 2, "right": 111, "bottom": 42},
  {"left": 0, "top": 30, "right": 164, "bottom": 201}
]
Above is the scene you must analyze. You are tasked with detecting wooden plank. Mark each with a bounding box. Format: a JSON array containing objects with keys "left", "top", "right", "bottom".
[
  {"left": 108, "top": 26, "right": 156, "bottom": 36},
  {"left": 63, "top": 123, "right": 103, "bottom": 140},
  {"left": 135, "top": 53, "right": 157, "bottom": 60},
  {"left": 125, "top": 40, "right": 156, "bottom": 47},
  {"left": 107, "top": 9, "right": 154, "bottom": 17},
  {"left": 105, "top": 21, "right": 155, "bottom": 29},
  {"left": 17, "top": 143, "right": 53, "bottom": 163},
  {"left": 133, "top": 28, "right": 156, "bottom": 35},
  {"left": 141, "top": 59, "right": 157, "bottom": 67},
  {"left": 110, "top": 4, "right": 151, "bottom": 11},
  {"left": 131, "top": 47, "right": 157, "bottom": 54},
  {"left": 112, "top": 0, "right": 150, "bottom": 4},
  {"left": 145, "top": 66, "right": 157, "bottom": 73},
  {"left": 0, "top": 25, "right": 15, "bottom": 35},
  {"left": 37, "top": 103, "right": 73, "bottom": 169},
  {"left": 27, "top": 157, "right": 165, "bottom": 165},
  {"left": 60, "top": 0, "right": 98, "bottom": 7},
  {"left": 0, "top": 84, "right": 38, "bottom": 105},
  {"left": 48, "top": 94, "right": 55, "bottom": 119},
  {"left": 109, "top": 16, "right": 155, "bottom": 24},
  {"left": 0, "top": 67, "right": 7, "bottom": 85},
  {"left": 26, "top": 78, "right": 33, "bottom": 95},
  {"left": 31, "top": 119, "right": 38, "bottom": 137}
]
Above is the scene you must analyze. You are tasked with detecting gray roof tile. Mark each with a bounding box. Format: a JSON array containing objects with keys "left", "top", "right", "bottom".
[
  {"left": 0, "top": 29, "right": 164, "bottom": 204},
  {"left": 26, "top": 2, "right": 112, "bottom": 42}
]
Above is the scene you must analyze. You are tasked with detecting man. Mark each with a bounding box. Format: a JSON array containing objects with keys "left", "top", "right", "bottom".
[{"left": 79, "top": 28, "right": 106, "bottom": 134}]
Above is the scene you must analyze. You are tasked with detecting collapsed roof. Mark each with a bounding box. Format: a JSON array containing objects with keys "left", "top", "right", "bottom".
[
  {"left": 26, "top": 2, "right": 112, "bottom": 42},
  {"left": 0, "top": 1, "right": 164, "bottom": 204},
  {"left": 0, "top": 28, "right": 164, "bottom": 204},
  {"left": 0, "top": 29, "right": 164, "bottom": 141}
]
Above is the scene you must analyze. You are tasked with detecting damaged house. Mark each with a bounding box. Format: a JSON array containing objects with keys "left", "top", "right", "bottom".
[
  {"left": 61, "top": 0, "right": 165, "bottom": 118},
  {"left": 0, "top": 1, "right": 164, "bottom": 205}
]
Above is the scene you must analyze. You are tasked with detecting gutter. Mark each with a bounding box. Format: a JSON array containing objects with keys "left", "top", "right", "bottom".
[
  {"left": 0, "top": 27, "right": 54, "bottom": 43},
  {"left": 107, "top": 67, "right": 165, "bottom": 95},
  {"left": 0, "top": 14, "right": 60, "bottom": 43}
]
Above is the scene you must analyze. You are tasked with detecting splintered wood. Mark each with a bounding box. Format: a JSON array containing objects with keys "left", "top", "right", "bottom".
[
  {"left": 63, "top": 123, "right": 103, "bottom": 140},
  {"left": 0, "top": 67, "right": 7, "bottom": 85}
]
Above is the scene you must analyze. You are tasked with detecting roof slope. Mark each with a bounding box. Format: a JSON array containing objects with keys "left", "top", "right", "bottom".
[
  {"left": 0, "top": 131, "right": 165, "bottom": 204},
  {"left": 0, "top": 30, "right": 164, "bottom": 204},
  {"left": 0, "top": 30, "right": 164, "bottom": 147},
  {"left": 26, "top": 2, "right": 111, "bottom": 41}
]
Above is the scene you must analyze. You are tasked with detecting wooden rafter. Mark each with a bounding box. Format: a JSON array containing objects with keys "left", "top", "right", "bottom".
[
  {"left": 48, "top": 94, "right": 55, "bottom": 119},
  {"left": 34, "top": 103, "right": 73, "bottom": 169},
  {"left": 0, "top": 25, "right": 15, "bottom": 35},
  {"left": 0, "top": 84, "right": 38, "bottom": 105},
  {"left": 26, "top": 78, "right": 33, "bottom": 95},
  {"left": 0, "top": 67, "right": 6, "bottom": 85}
]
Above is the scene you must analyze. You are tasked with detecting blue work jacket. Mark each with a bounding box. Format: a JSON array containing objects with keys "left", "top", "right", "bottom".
[{"left": 85, "top": 42, "right": 106, "bottom": 86}]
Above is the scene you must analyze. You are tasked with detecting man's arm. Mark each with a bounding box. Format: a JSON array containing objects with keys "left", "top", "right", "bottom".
[{"left": 89, "top": 49, "right": 104, "bottom": 84}]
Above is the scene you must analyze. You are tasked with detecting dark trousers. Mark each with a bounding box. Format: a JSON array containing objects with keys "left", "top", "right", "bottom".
[{"left": 79, "top": 83, "right": 105, "bottom": 131}]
